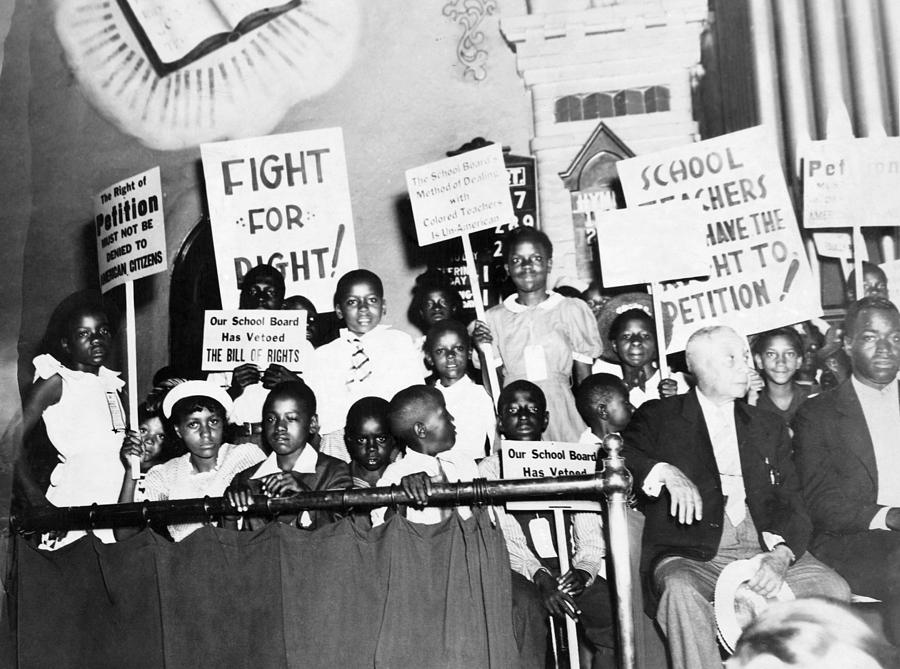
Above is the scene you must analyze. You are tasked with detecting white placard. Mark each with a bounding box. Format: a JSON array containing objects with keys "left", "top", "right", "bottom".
[
  {"left": 201, "top": 128, "right": 358, "bottom": 311},
  {"left": 500, "top": 440, "right": 602, "bottom": 512},
  {"left": 595, "top": 201, "right": 710, "bottom": 286},
  {"left": 801, "top": 137, "right": 900, "bottom": 229},
  {"left": 201, "top": 309, "right": 308, "bottom": 372},
  {"left": 94, "top": 166, "right": 167, "bottom": 293},
  {"left": 405, "top": 143, "right": 514, "bottom": 245},
  {"left": 616, "top": 126, "right": 821, "bottom": 352}
]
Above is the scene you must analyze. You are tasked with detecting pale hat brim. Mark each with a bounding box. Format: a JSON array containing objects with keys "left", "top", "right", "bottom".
[{"left": 161, "top": 379, "right": 234, "bottom": 420}]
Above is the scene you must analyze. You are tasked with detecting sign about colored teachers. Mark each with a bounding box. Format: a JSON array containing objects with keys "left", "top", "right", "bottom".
[
  {"left": 405, "top": 143, "right": 515, "bottom": 245},
  {"left": 616, "top": 126, "right": 820, "bottom": 352},
  {"left": 501, "top": 440, "right": 602, "bottom": 512},
  {"left": 200, "top": 309, "right": 308, "bottom": 372},
  {"left": 94, "top": 166, "right": 167, "bottom": 293},
  {"left": 801, "top": 137, "right": 900, "bottom": 229},
  {"left": 201, "top": 127, "right": 359, "bottom": 311}
]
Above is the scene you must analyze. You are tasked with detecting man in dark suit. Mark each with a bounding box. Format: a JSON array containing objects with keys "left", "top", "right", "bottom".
[
  {"left": 794, "top": 296, "right": 900, "bottom": 643},
  {"left": 622, "top": 325, "right": 849, "bottom": 669}
]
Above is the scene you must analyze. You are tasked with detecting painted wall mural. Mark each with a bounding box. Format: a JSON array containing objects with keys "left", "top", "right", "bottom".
[{"left": 53, "top": 0, "right": 361, "bottom": 151}]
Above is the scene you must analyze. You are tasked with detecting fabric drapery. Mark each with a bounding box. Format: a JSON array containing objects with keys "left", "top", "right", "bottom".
[{"left": 12, "top": 510, "right": 518, "bottom": 668}]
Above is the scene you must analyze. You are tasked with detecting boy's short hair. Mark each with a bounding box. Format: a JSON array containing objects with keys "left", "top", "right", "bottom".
[
  {"left": 241, "top": 264, "right": 286, "bottom": 294},
  {"left": 844, "top": 296, "right": 900, "bottom": 339},
  {"left": 282, "top": 294, "right": 318, "bottom": 316},
  {"left": 334, "top": 269, "right": 383, "bottom": 304},
  {"left": 498, "top": 379, "right": 547, "bottom": 414},
  {"left": 751, "top": 327, "right": 804, "bottom": 357},
  {"left": 575, "top": 374, "right": 628, "bottom": 423},
  {"left": 608, "top": 308, "right": 654, "bottom": 342},
  {"left": 388, "top": 385, "right": 442, "bottom": 446},
  {"left": 424, "top": 319, "right": 470, "bottom": 353},
  {"left": 345, "top": 396, "right": 391, "bottom": 432},
  {"left": 504, "top": 226, "right": 553, "bottom": 260},
  {"left": 264, "top": 380, "right": 317, "bottom": 416}
]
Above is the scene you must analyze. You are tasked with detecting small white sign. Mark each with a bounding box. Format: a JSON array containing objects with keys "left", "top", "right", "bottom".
[
  {"left": 500, "top": 440, "right": 602, "bottom": 512},
  {"left": 595, "top": 201, "right": 710, "bottom": 287},
  {"left": 201, "top": 309, "right": 309, "bottom": 372},
  {"left": 94, "top": 166, "right": 167, "bottom": 293},
  {"left": 405, "top": 143, "right": 515, "bottom": 246}
]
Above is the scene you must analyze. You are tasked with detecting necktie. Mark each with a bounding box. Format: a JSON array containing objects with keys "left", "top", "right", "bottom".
[
  {"left": 712, "top": 406, "right": 746, "bottom": 526},
  {"left": 347, "top": 336, "right": 372, "bottom": 387}
]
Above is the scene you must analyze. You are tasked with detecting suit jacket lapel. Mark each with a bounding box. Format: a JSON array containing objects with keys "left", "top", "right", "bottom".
[
  {"left": 682, "top": 389, "right": 719, "bottom": 476},
  {"left": 837, "top": 379, "right": 879, "bottom": 489}
]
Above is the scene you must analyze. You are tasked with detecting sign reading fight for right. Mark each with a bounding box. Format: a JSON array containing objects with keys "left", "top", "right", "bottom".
[
  {"left": 201, "top": 309, "right": 309, "bottom": 372},
  {"left": 501, "top": 440, "right": 602, "bottom": 512},
  {"left": 94, "top": 166, "right": 167, "bottom": 293},
  {"left": 201, "top": 128, "right": 359, "bottom": 311}
]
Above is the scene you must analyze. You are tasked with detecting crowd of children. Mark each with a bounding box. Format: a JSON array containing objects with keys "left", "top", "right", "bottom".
[{"left": 17, "top": 223, "right": 878, "bottom": 667}]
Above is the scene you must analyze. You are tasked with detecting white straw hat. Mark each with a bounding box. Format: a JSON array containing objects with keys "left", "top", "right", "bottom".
[{"left": 161, "top": 379, "right": 234, "bottom": 420}]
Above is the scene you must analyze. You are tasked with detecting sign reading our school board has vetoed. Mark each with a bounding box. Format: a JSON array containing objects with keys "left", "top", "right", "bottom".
[
  {"left": 200, "top": 128, "right": 359, "bottom": 311},
  {"left": 200, "top": 309, "right": 308, "bottom": 372},
  {"left": 405, "top": 143, "right": 515, "bottom": 246},
  {"left": 500, "top": 440, "right": 602, "bottom": 512},
  {"left": 801, "top": 137, "right": 900, "bottom": 229},
  {"left": 94, "top": 166, "right": 167, "bottom": 293},
  {"left": 616, "top": 126, "right": 821, "bottom": 352}
]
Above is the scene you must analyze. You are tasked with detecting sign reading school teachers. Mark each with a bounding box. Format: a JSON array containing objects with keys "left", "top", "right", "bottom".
[
  {"left": 405, "top": 143, "right": 515, "bottom": 245},
  {"left": 616, "top": 126, "right": 820, "bottom": 352},
  {"left": 94, "top": 166, "right": 167, "bottom": 293},
  {"left": 201, "top": 309, "right": 308, "bottom": 372},
  {"left": 501, "top": 440, "right": 602, "bottom": 512},
  {"left": 201, "top": 128, "right": 359, "bottom": 311}
]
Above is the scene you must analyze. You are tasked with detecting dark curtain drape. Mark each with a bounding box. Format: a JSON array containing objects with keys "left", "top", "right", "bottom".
[{"left": 11, "top": 510, "right": 518, "bottom": 668}]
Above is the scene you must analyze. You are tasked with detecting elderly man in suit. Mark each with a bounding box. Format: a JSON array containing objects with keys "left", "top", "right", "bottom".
[
  {"left": 794, "top": 296, "right": 900, "bottom": 643},
  {"left": 621, "top": 325, "right": 849, "bottom": 669}
]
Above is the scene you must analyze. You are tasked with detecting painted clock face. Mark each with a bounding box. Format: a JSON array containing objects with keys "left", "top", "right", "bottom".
[{"left": 53, "top": 0, "right": 361, "bottom": 151}]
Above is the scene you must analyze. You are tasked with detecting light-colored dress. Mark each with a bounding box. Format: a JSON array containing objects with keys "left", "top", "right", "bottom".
[
  {"left": 486, "top": 293, "right": 602, "bottom": 442},
  {"left": 33, "top": 354, "right": 125, "bottom": 547}
]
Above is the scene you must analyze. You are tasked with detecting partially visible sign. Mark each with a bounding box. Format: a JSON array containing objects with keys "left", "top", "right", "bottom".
[
  {"left": 802, "top": 137, "right": 900, "bottom": 229},
  {"left": 812, "top": 231, "right": 857, "bottom": 260},
  {"left": 94, "top": 166, "right": 167, "bottom": 293},
  {"left": 501, "top": 440, "right": 602, "bottom": 512},
  {"left": 201, "top": 309, "right": 308, "bottom": 372},
  {"left": 406, "top": 143, "right": 515, "bottom": 246},
  {"left": 201, "top": 127, "right": 358, "bottom": 311},
  {"left": 617, "top": 126, "right": 821, "bottom": 352}
]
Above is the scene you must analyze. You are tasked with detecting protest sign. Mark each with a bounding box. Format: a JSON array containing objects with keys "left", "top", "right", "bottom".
[
  {"left": 802, "top": 137, "right": 900, "bottom": 230},
  {"left": 405, "top": 144, "right": 514, "bottom": 404},
  {"left": 200, "top": 310, "right": 309, "bottom": 372},
  {"left": 616, "top": 126, "right": 820, "bottom": 352},
  {"left": 94, "top": 166, "right": 167, "bottom": 293},
  {"left": 500, "top": 440, "right": 602, "bottom": 512},
  {"left": 405, "top": 143, "right": 514, "bottom": 246},
  {"left": 201, "top": 128, "right": 358, "bottom": 311},
  {"left": 94, "top": 166, "right": 168, "bottom": 479}
]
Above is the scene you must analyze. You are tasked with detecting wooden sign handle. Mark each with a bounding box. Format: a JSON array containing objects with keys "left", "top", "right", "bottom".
[
  {"left": 649, "top": 282, "right": 670, "bottom": 379},
  {"left": 125, "top": 281, "right": 141, "bottom": 480},
  {"left": 853, "top": 226, "right": 865, "bottom": 300},
  {"left": 461, "top": 234, "right": 501, "bottom": 408}
]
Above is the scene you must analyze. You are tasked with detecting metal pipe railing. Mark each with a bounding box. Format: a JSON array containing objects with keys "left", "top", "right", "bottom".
[{"left": 12, "top": 434, "right": 635, "bottom": 669}]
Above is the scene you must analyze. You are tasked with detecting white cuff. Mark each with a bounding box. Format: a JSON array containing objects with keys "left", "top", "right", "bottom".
[
  {"left": 643, "top": 463, "right": 667, "bottom": 497},
  {"left": 870, "top": 507, "right": 890, "bottom": 531}
]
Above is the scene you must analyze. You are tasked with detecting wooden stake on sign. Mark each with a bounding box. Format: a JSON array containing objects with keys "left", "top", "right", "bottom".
[
  {"left": 648, "top": 282, "right": 670, "bottom": 379},
  {"left": 461, "top": 234, "right": 501, "bottom": 407},
  {"left": 853, "top": 226, "right": 865, "bottom": 300},
  {"left": 553, "top": 507, "right": 580, "bottom": 669},
  {"left": 125, "top": 282, "right": 140, "bottom": 480}
]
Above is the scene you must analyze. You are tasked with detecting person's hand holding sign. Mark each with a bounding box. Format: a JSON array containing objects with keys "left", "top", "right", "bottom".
[
  {"left": 228, "top": 363, "right": 261, "bottom": 399},
  {"left": 534, "top": 569, "right": 581, "bottom": 621},
  {"left": 261, "top": 364, "right": 300, "bottom": 389}
]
